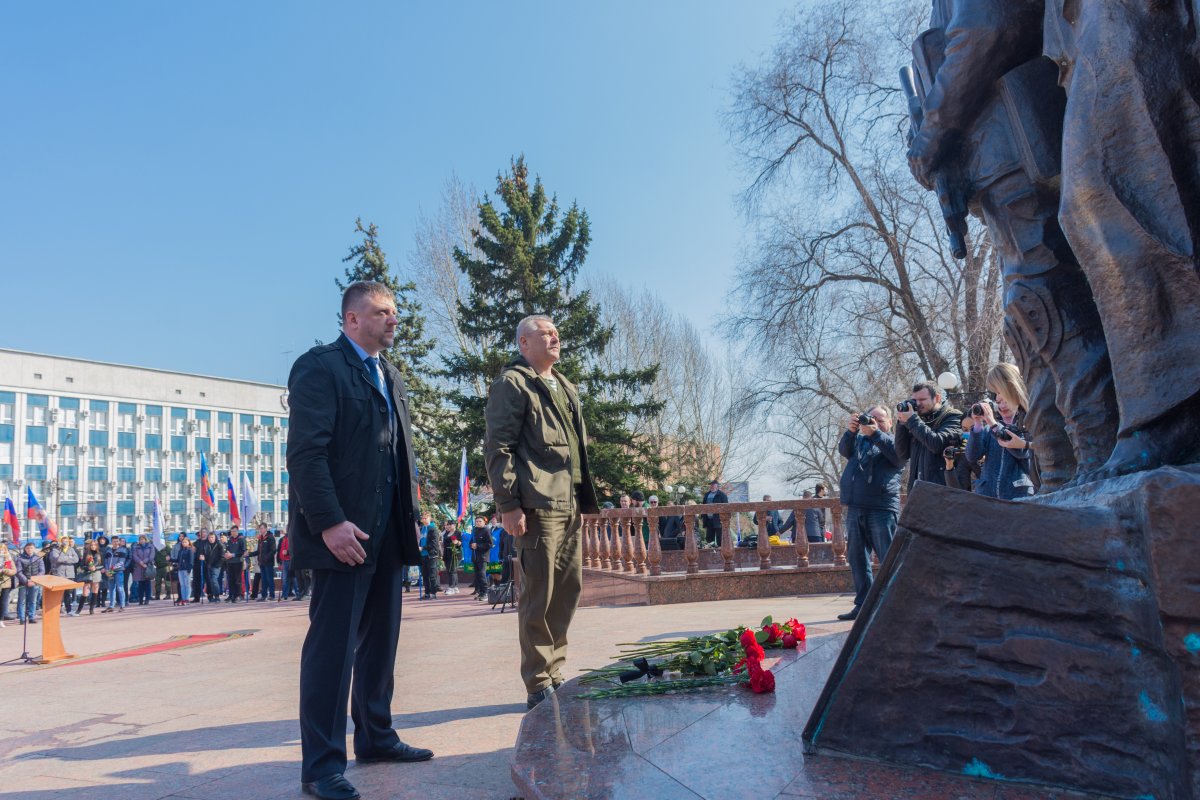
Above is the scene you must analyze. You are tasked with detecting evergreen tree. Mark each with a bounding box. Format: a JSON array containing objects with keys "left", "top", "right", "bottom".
[
  {"left": 336, "top": 219, "right": 443, "bottom": 499},
  {"left": 443, "top": 157, "right": 665, "bottom": 499}
]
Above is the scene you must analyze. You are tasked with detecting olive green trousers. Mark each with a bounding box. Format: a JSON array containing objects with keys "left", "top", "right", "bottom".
[{"left": 515, "top": 506, "right": 582, "bottom": 694}]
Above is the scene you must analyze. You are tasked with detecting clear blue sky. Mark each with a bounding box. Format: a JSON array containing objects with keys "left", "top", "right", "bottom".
[{"left": 1, "top": 1, "right": 791, "bottom": 385}]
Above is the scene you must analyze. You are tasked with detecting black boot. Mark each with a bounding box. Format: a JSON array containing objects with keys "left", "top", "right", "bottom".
[
  {"left": 74, "top": 595, "right": 85, "bottom": 615},
  {"left": 88, "top": 595, "right": 97, "bottom": 615}
]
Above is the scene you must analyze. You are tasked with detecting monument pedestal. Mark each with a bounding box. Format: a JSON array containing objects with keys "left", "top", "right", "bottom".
[
  {"left": 804, "top": 467, "right": 1200, "bottom": 800},
  {"left": 29, "top": 574, "right": 84, "bottom": 664}
]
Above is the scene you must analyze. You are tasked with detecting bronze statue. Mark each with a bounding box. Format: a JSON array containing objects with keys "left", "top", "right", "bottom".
[
  {"left": 1047, "top": 0, "right": 1200, "bottom": 478},
  {"left": 906, "top": 0, "right": 1118, "bottom": 488}
]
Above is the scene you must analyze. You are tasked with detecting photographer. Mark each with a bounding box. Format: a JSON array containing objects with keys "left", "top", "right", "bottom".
[
  {"left": 942, "top": 432, "right": 980, "bottom": 492},
  {"left": 895, "top": 381, "right": 964, "bottom": 490},
  {"left": 966, "top": 363, "right": 1036, "bottom": 499},
  {"left": 836, "top": 406, "right": 903, "bottom": 622}
]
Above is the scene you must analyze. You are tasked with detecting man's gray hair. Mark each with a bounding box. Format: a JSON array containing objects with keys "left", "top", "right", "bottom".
[{"left": 515, "top": 314, "right": 554, "bottom": 349}]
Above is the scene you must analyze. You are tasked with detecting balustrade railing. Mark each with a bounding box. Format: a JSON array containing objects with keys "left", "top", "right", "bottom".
[{"left": 582, "top": 499, "right": 847, "bottom": 576}]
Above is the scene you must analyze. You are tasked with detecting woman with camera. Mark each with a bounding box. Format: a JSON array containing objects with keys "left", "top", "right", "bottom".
[{"left": 966, "top": 363, "right": 1036, "bottom": 499}]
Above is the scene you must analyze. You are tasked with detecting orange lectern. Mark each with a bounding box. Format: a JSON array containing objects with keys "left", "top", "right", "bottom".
[{"left": 29, "top": 575, "right": 84, "bottom": 663}]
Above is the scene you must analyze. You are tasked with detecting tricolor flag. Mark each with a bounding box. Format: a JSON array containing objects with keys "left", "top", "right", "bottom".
[
  {"left": 151, "top": 486, "right": 166, "bottom": 551},
  {"left": 2, "top": 496, "right": 19, "bottom": 546},
  {"left": 226, "top": 476, "right": 241, "bottom": 525},
  {"left": 26, "top": 486, "right": 57, "bottom": 541},
  {"left": 457, "top": 448, "right": 469, "bottom": 520},
  {"left": 240, "top": 473, "right": 260, "bottom": 525},
  {"left": 199, "top": 453, "right": 215, "bottom": 508}
]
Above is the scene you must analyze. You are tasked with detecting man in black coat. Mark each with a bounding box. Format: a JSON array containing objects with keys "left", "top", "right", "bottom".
[
  {"left": 469, "top": 516, "right": 493, "bottom": 599},
  {"left": 895, "top": 381, "right": 964, "bottom": 492},
  {"left": 701, "top": 480, "right": 728, "bottom": 547},
  {"left": 288, "top": 281, "right": 431, "bottom": 800}
]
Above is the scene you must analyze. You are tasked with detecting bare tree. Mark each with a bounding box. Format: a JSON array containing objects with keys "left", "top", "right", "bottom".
[
  {"left": 405, "top": 175, "right": 499, "bottom": 398},
  {"left": 725, "top": 0, "right": 1005, "bottom": 486},
  {"left": 588, "top": 278, "right": 758, "bottom": 491}
]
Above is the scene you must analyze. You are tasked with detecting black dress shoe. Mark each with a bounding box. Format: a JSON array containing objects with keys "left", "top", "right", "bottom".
[
  {"left": 527, "top": 684, "right": 556, "bottom": 710},
  {"left": 356, "top": 740, "right": 434, "bottom": 764},
  {"left": 837, "top": 608, "right": 859, "bottom": 621},
  {"left": 302, "top": 774, "right": 360, "bottom": 800}
]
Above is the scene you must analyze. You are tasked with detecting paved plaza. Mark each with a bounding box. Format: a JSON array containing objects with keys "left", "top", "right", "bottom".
[{"left": 0, "top": 592, "right": 858, "bottom": 800}]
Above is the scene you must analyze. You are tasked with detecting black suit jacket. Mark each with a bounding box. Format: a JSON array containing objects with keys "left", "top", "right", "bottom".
[{"left": 286, "top": 334, "right": 422, "bottom": 571}]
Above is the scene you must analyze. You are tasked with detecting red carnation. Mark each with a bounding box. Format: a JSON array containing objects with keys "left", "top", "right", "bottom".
[
  {"left": 748, "top": 666, "right": 776, "bottom": 693},
  {"left": 785, "top": 618, "right": 807, "bottom": 642},
  {"left": 739, "top": 629, "right": 758, "bottom": 649},
  {"left": 763, "top": 623, "right": 784, "bottom": 644},
  {"left": 781, "top": 633, "right": 798, "bottom": 649},
  {"left": 745, "top": 641, "right": 765, "bottom": 661}
]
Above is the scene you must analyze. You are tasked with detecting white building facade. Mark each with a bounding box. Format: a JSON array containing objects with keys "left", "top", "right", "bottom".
[{"left": 0, "top": 348, "right": 290, "bottom": 539}]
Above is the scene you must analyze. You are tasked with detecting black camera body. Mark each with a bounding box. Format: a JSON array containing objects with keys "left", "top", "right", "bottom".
[
  {"left": 896, "top": 399, "right": 916, "bottom": 413},
  {"left": 856, "top": 413, "right": 874, "bottom": 426},
  {"left": 943, "top": 446, "right": 963, "bottom": 459},
  {"left": 971, "top": 398, "right": 999, "bottom": 417}
]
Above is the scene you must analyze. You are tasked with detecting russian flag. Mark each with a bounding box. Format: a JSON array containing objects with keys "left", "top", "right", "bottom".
[
  {"left": 457, "top": 448, "right": 469, "bottom": 520},
  {"left": 3, "top": 496, "right": 19, "bottom": 546},
  {"left": 199, "top": 453, "right": 215, "bottom": 508},
  {"left": 151, "top": 486, "right": 166, "bottom": 551},
  {"left": 226, "top": 476, "right": 241, "bottom": 525},
  {"left": 26, "top": 486, "right": 57, "bottom": 541}
]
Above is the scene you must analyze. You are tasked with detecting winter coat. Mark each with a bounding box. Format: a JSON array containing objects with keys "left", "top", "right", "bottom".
[
  {"left": 442, "top": 532, "right": 462, "bottom": 570},
  {"left": 175, "top": 547, "right": 196, "bottom": 572},
  {"left": 130, "top": 543, "right": 156, "bottom": 581},
  {"left": 895, "top": 404, "right": 964, "bottom": 491},
  {"left": 424, "top": 527, "right": 442, "bottom": 559},
  {"left": 965, "top": 415, "right": 1035, "bottom": 500},
  {"left": 0, "top": 553, "right": 16, "bottom": 590},
  {"left": 224, "top": 535, "right": 246, "bottom": 566},
  {"left": 257, "top": 534, "right": 277, "bottom": 567},
  {"left": 78, "top": 548, "right": 104, "bottom": 582},
  {"left": 104, "top": 545, "right": 130, "bottom": 576},
  {"left": 16, "top": 550, "right": 46, "bottom": 585},
  {"left": 838, "top": 429, "right": 904, "bottom": 514},
  {"left": 49, "top": 544, "right": 80, "bottom": 579}
]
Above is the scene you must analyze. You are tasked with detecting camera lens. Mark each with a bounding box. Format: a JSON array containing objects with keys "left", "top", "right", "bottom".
[{"left": 857, "top": 413, "right": 872, "bottom": 425}]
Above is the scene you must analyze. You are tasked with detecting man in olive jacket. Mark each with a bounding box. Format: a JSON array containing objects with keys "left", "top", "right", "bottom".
[
  {"left": 485, "top": 314, "right": 600, "bottom": 710},
  {"left": 287, "top": 281, "right": 430, "bottom": 800}
]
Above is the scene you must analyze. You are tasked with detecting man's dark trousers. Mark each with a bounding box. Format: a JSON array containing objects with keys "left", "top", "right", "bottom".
[
  {"left": 844, "top": 507, "right": 897, "bottom": 608},
  {"left": 472, "top": 552, "right": 488, "bottom": 595},
  {"left": 299, "top": 497, "right": 404, "bottom": 783}
]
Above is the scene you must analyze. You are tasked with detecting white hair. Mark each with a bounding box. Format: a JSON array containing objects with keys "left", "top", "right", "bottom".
[{"left": 515, "top": 314, "right": 554, "bottom": 350}]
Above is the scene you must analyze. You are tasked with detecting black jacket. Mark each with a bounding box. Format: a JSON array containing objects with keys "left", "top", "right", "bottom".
[
  {"left": 287, "top": 334, "right": 422, "bottom": 571},
  {"left": 257, "top": 534, "right": 277, "bottom": 566},
  {"left": 471, "top": 527, "right": 493, "bottom": 555},
  {"left": 838, "top": 430, "right": 904, "bottom": 513},
  {"left": 224, "top": 535, "right": 246, "bottom": 565},
  {"left": 701, "top": 490, "right": 728, "bottom": 529},
  {"left": 895, "top": 404, "right": 964, "bottom": 491}
]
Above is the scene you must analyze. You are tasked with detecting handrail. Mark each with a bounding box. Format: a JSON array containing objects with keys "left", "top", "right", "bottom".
[{"left": 583, "top": 499, "right": 846, "bottom": 576}]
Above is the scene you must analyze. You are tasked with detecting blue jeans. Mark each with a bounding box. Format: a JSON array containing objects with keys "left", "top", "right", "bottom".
[
  {"left": 844, "top": 506, "right": 898, "bottom": 608},
  {"left": 280, "top": 562, "right": 292, "bottom": 598},
  {"left": 177, "top": 570, "right": 192, "bottom": 602},
  {"left": 107, "top": 577, "right": 126, "bottom": 608},
  {"left": 259, "top": 564, "right": 276, "bottom": 598},
  {"left": 17, "top": 585, "right": 41, "bottom": 621},
  {"left": 208, "top": 567, "right": 223, "bottom": 599}
]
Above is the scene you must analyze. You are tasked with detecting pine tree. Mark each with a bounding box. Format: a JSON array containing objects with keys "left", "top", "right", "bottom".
[
  {"left": 442, "top": 157, "right": 665, "bottom": 499},
  {"left": 336, "top": 219, "right": 443, "bottom": 499}
]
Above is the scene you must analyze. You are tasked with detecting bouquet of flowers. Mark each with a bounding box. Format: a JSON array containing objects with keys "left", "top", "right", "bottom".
[{"left": 579, "top": 616, "right": 805, "bottom": 698}]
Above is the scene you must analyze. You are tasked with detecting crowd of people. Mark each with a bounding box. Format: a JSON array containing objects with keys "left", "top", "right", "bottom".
[
  {"left": 833, "top": 363, "right": 1036, "bottom": 621},
  {"left": 414, "top": 513, "right": 509, "bottom": 601},
  {"left": 0, "top": 521, "right": 316, "bottom": 624}
]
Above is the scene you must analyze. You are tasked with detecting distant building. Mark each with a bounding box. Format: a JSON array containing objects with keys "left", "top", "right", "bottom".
[{"left": 0, "top": 348, "right": 290, "bottom": 539}]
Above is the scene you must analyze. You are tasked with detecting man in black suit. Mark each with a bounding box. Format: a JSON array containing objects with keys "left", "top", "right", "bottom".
[{"left": 288, "top": 281, "right": 431, "bottom": 800}]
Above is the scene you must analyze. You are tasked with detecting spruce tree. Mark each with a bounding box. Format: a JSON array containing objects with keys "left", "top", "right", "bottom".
[
  {"left": 336, "top": 219, "right": 443, "bottom": 499},
  {"left": 443, "top": 157, "right": 664, "bottom": 499}
]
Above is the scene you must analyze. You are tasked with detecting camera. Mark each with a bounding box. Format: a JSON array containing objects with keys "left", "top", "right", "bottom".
[
  {"left": 896, "top": 399, "right": 916, "bottom": 413},
  {"left": 856, "top": 413, "right": 874, "bottom": 426},
  {"left": 971, "top": 398, "right": 999, "bottom": 417},
  {"left": 943, "top": 446, "right": 963, "bottom": 459}
]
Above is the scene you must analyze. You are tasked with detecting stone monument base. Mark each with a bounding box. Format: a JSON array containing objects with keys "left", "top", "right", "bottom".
[{"left": 803, "top": 467, "right": 1200, "bottom": 799}]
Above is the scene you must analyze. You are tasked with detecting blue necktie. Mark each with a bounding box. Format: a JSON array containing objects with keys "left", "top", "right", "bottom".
[{"left": 364, "top": 356, "right": 391, "bottom": 412}]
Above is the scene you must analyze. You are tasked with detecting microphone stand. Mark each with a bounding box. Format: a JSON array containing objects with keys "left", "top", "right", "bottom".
[{"left": 1, "top": 595, "right": 41, "bottom": 665}]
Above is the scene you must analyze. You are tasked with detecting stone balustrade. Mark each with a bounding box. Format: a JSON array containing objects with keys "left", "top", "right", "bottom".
[{"left": 581, "top": 499, "right": 846, "bottom": 577}]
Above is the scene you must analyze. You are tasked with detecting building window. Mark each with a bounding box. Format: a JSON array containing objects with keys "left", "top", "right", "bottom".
[
  {"left": 170, "top": 451, "right": 185, "bottom": 469},
  {"left": 146, "top": 415, "right": 162, "bottom": 435},
  {"left": 117, "top": 411, "right": 135, "bottom": 433},
  {"left": 60, "top": 482, "right": 76, "bottom": 501},
  {"left": 65, "top": 377, "right": 74, "bottom": 383},
  {"left": 116, "top": 449, "right": 135, "bottom": 468},
  {"left": 61, "top": 446, "right": 77, "bottom": 466},
  {"left": 116, "top": 515, "right": 133, "bottom": 535},
  {"left": 218, "top": 418, "right": 232, "bottom": 438},
  {"left": 118, "top": 481, "right": 134, "bottom": 501},
  {"left": 0, "top": 402, "right": 12, "bottom": 425},
  {"left": 262, "top": 453, "right": 274, "bottom": 471},
  {"left": 26, "top": 404, "right": 47, "bottom": 426},
  {"left": 170, "top": 482, "right": 185, "bottom": 501},
  {"left": 88, "top": 449, "right": 106, "bottom": 469},
  {"left": 61, "top": 408, "right": 78, "bottom": 427},
  {"left": 0, "top": 442, "right": 12, "bottom": 465},
  {"left": 91, "top": 409, "right": 108, "bottom": 430},
  {"left": 240, "top": 420, "right": 254, "bottom": 439},
  {"left": 145, "top": 450, "right": 161, "bottom": 469},
  {"left": 195, "top": 418, "right": 210, "bottom": 438},
  {"left": 33, "top": 373, "right": 42, "bottom": 380},
  {"left": 88, "top": 480, "right": 107, "bottom": 500},
  {"left": 24, "top": 443, "right": 47, "bottom": 464}
]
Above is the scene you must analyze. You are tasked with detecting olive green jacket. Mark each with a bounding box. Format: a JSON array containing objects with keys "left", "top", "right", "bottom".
[{"left": 484, "top": 356, "right": 600, "bottom": 515}]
